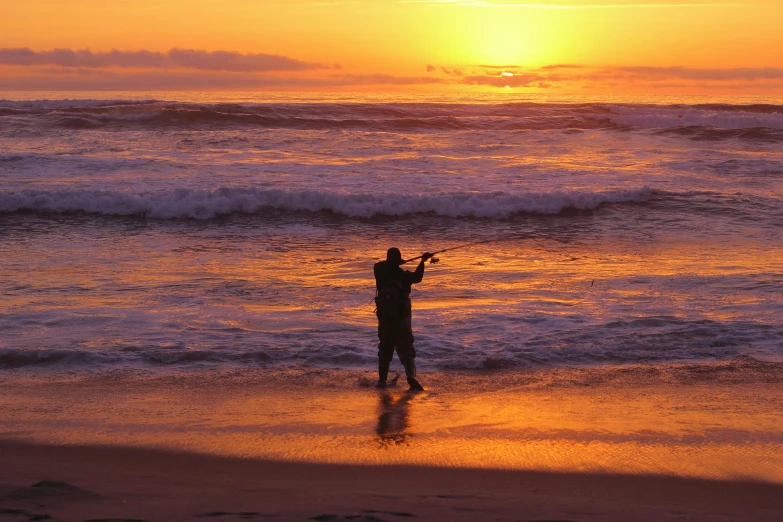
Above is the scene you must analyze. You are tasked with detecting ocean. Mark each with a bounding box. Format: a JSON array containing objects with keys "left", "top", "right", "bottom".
[{"left": 1, "top": 92, "right": 781, "bottom": 374}]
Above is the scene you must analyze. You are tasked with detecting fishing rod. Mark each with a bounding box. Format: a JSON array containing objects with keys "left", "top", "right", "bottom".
[
  {"left": 370, "top": 229, "right": 577, "bottom": 305},
  {"left": 400, "top": 230, "right": 567, "bottom": 265},
  {"left": 401, "top": 238, "right": 500, "bottom": 265}
]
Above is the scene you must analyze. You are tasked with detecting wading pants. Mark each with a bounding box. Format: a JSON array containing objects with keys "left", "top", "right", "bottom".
[{"left": 377, "top": 314, "right": 416, "bottom": 364}]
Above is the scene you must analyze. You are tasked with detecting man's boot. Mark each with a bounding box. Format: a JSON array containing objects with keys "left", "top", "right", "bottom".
[
  {"left": 403, "top": 360, "right": 424, "bottom": 392},
  {"left": 377, "top": 358, "right": 390, "bottom": 388}
]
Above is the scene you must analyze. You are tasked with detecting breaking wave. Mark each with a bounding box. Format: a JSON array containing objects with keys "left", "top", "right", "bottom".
[
  {"left": 2, "top": 346, "right": 779, "bottom": 374},
  {"left": 2, "top": 99, "right": 782, "bottom": 138},
  {"left": 601, "top": 105, "right": 783, "bottom": 130},
  {"left": 0, "top": 186, "right": 653, "bottom": 220}
]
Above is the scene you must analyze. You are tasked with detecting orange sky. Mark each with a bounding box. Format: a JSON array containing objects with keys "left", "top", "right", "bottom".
[{"left": 0, "top": 0, "right": 781, "bottom": 92}]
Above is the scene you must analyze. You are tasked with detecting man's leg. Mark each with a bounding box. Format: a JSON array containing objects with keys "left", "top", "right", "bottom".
[
  {"left": 402, "top": 359, "right": 423, "bottom": 392},
  {"left": 396, "top": 315, "right": 424, "bottom": 391},
  {"left": 377, "top": 319, "right": 396, "bottom": 387}
]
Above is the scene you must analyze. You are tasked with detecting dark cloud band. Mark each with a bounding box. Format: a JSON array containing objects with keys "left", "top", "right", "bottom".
[
  {"left": 458, "top": 65, "right": 783, "bottom": 87},
  {"left": 0, "top": 48, "right": 328, "bottom": 72}
]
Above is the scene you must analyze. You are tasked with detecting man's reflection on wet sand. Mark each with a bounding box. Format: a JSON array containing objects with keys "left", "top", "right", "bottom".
[{"left": 375, "top": 390, "right": 415, "bottom": 446}]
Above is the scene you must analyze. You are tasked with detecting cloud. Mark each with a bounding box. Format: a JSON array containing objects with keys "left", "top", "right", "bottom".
[
  {"left": 2, "top": 59, "right": 782, "bottom": 92},
  {"left": 478, "top": 64, "right": 521, "bottom": 69},
  {"left": 0, "top": 68, "right": 447, "bottom": 90},
  {"left": 429, "top": 63, "right": 783, "bottom": 91},
  {"left": 461, "top": 72, "right": 550, "bottom": 87},
  {"left": 608, "top": 66, "right": 783, "bottom": 81},
  {"left": 0, "top": 48, "right": 328, "bottom": 72}
]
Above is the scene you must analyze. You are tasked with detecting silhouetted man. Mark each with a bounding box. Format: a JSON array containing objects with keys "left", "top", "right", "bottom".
[{"left": 374, "top": 247, "right": 433, "bottom": 391}]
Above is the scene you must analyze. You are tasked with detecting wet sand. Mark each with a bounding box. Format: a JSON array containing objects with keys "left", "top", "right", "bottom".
[
  {"left": 2, "top": 441, "right": 783, "bottom": 522},
  {"left": 1, "top": 365, "right": 782, "bottom": 520}
]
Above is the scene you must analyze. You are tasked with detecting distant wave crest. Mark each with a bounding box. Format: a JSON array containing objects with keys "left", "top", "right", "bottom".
[
  {"left": 0, "top": 186, "right": 653, "bottom": 219},
  {"left": 2, "top": 100, "right": 782, "bottom": 138},
  {"left": 601, "top": 105, "right": 783, "bottom": 130}
]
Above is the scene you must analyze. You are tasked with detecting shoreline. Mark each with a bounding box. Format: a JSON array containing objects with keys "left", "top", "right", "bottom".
[
  {"left": 2, "top": 353, "right": 781, "bottom": 380},
  {"left": 2, "top": 441, "right": 783, "bottom": 521}
]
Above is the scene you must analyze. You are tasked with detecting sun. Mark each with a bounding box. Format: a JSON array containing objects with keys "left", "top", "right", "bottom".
[
  {"left": 476, "top": 7, "right": 553, "bottom": 65},
  {"left": 421, "top": 4, "right": 564, "bottom": 75},
  {"left": 477, "top": 26, "right": 532, "bottom": 66}
]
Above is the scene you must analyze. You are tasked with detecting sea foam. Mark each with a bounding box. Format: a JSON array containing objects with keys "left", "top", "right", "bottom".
[{"left": 0, "top": 186, "right": 653, "bottom": 219}]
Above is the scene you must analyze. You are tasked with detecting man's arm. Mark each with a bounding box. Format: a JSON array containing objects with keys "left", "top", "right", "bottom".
[
  {"left": 373, "top": 262, "right": 385, "bottom": 290},
  {"left": 406, "top": 253, "right": 433, "bottom": 285}
]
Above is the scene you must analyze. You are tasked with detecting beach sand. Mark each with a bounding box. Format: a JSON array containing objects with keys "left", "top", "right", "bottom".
[
  {"left": 1, "top": 364, "right": 782, "bottom": 521},
  {"left": 2, "top": 441, "right": 783, "bottom": 522}
]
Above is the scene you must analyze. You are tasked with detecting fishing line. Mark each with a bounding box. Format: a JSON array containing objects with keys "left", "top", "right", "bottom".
[
  {"left": 400, "top": 229, "right": 569, "bottom": 265},
  {"left": 370, "top": 229, "right": 582, "bottom": 306}
]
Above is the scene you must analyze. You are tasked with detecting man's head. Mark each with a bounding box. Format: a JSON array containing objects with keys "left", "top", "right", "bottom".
[{"left": 386, "top": 247, "right": 403, "bottom": 265}]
